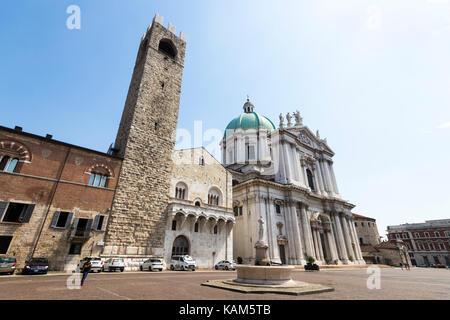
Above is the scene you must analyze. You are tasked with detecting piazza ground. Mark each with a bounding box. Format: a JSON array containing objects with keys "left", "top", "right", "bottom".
[{"left": 0, "top": 267, "right": 448, "bottom": 300}]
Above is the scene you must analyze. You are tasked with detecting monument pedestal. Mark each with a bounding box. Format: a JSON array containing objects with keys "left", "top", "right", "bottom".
[{"left": 255, "top": 241, "right": 271, "bottom": 266}]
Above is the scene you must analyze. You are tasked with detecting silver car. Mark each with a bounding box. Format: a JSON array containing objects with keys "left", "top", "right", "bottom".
[
  {"left": 214, "top": 260, "right": 235, "bottom": 271},
  {"left": 140, "top": 258, "right": 164, "bottom": 271},
  {"left": 0, "top": 257, "right": 16, "bottom": 275}
]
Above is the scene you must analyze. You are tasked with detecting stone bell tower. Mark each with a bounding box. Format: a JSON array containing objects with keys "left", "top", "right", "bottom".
[{"left": 103, "top": 14, "right": 187, "bottom": 257}]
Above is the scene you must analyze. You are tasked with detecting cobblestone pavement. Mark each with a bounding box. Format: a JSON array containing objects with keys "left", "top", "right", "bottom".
[{"left": 0, "top": 267, "right": 448, "bottom": 300}]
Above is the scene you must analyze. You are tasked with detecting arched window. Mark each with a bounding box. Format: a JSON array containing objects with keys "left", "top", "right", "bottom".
[
  {"left": 175, "top": 182, "right": 187, "bottom": 200},
  {"left": 172, "top": 235, "right": 189, "bottom": 256},
  {"left": 0, "top": 156, "right": 19, "bottom": 173},
  {"left": 306, "top": 169, "right": 315, "bottom": 191},
  {"left": 86, "top": 164, "right": 113, "bottom": 188},
  {"left": 194, "top": 201, "right": 201, "bottom": 207},
  {"left": 208, "top": 188, "right": 221, "bottom": 206},
  {"left": 158, "top": 39, "right": 177, "bottom": 59}
]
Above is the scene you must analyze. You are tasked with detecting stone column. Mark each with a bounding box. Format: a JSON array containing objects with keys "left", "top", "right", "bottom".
[
  {"left": 290, "top": 202, "right": 305, "bottom": 264},
  {"left": 295, "top": 148, "right": 306, "bottom": 188},
  {"left": 340, "top": 214, "right": 355, "bottom": 262},
  {"left": 315, "top": 159, "right": 326, "bottom": 195},
  {"left": 349, "top": 218, "right": 364, "bottom": 263},
  {"left": 283, "top": 202, "right": 295, "bottom": 264},
  {"left": 319, "top": 159, "right": 331, "bottom": 194},
  {"left": 300, "top": 161, "right": 309, "bottom": 188},
  {"left": 317, "top": 231, "right": 325, "bottom": 262},
  {"left": 236, "top": 136, "right": 245, "bottom": 164},
  {"left": 328, "top": 219, "right": 341, "bottom": 263},
  {"left": 258, "top": 131, "right": 267, "bottom": 162},
  {"left": 312, "top": 228, "right": 321, "bottom": 262},
  {"left": 326, "top": 230, "right": 339, "bottom": 262},
  {"left": 333, "top": 212, "right": 349, "bottom": 263},
  {"left": 290, "top": 145, "right": 301, "bottom": 183},
  {"left": 276, "top": 142, "right": 287, "bottom": 184},
  {"left": 300, "top": 205, "right": 314, "bottom": 258},
  {"left": 282, "top": 142, "right": 293, "bottom": 184},
  {"left": 311, "top": 166, "right": 320, "bottom": 193},
  {"left": 328, "top": 161, "right": 340, "bottom": 195}
]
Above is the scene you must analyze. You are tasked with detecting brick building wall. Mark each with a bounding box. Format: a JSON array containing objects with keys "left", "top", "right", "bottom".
[
  {"left": 387, "top": 219, "right": 450, "bottom": 266},
  {"left": 0, "top": 126, "right": 122, "bottom": 270}
]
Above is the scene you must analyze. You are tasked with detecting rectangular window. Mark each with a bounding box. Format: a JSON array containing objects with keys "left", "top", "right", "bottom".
[
  {"left": 93, "top": 215, "right": 105, "bottom": 231},
  {"left": 239, "top": 207, "right": 243, "bottom": 216},
  {"left": 402, "top": 233, "right": 408, "bottom": 239},
  {"left": 434, "top": 232, "right": 440, "bottom": 237},
  {"left": 415, "top": 233, "right": 420, "bottom": 238},
  {"left": 0, "top": 236, "right": 13, "bottom": 254},
  {"left": 275, "top": 204, "right": 281, "bottom": 214},
  {"left": 234, "top": 207, "right": 239, "bottom": 217},
  {"left": 171, "top": 220, "right": 177, "bottom": 231},
  {"left": 71, "top": 218, "right": 92, "bottom": 238},
  {"left": 194, "top": 223, "right": 199, "bottom": 233},
  {"left": 424, "top": 232, "right": 430, "bottom": 238},
  {"left": 439, "top": 243, "right": 445, "bottom": 250},
  {"left": 88, "top": 173, "right": 108, "bottom": 188},
  {"left": 214, "top": 225, "right": 218, "bottom": 234},
  {"left": 1, "top": 202, "right": 35, "bottom": 223}
]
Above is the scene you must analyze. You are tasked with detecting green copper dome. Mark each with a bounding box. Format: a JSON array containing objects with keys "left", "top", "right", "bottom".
[{"left": 224, "top": 99, "right": 276, "bottom": 137}]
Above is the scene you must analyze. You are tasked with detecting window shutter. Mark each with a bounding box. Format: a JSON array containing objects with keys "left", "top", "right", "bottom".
[
  {"left": 50, "top": 212, "right": 61, "bottom": 228},
  {"left": 20, "top": 204, "right": 35, "bottom": 223},
  {"left": 92, "top": 215, "right": 100, "bottom": 231},
  {"left": 65, "top": 212, "right": 73, "bottom": 229},
  {"left": 0, "top": 201, "right": 8, "bottom": 221},
  {"left": 84, "top": 219, "right": 93, "bottom": 238},
  {"left": 71, "top": 218, "right": 80, "bottom": 237}
]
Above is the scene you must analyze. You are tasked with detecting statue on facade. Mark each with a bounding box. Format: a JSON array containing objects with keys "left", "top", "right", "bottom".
[
  {"left": 279, "top": 113, "right": 284, "bottom": 128},
  {"left": 286, "top": 112, "right": 292, "bottom": 127},
  {"left": 294, "top": 110, "right": 303, "bottom": 126},
  {"left": 258, "top": 216, "right": 265, "bottom": 242}
]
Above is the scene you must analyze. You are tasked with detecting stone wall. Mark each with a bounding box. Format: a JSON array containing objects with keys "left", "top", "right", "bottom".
[{"left": 103, "top": 19, "right": 186, "bottom": 257}]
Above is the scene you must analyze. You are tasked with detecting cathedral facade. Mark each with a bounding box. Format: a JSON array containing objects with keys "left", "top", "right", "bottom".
[{"left": 221, "top": 100, "right": 365, "bottom": 265}]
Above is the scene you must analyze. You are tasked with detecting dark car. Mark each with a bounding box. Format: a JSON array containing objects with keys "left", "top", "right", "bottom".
[{"left": 22, "top": 258, "right": 49, "bottom": 274}]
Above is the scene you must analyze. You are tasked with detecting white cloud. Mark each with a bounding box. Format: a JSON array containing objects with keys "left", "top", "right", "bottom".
[{"left": 437, "top": 121, "right": 450, "bottom": 129}]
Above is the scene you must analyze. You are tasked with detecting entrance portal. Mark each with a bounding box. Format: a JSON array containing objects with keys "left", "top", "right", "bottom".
[{"left": 172, "top": 235, "right": 189, "bottom": 256}]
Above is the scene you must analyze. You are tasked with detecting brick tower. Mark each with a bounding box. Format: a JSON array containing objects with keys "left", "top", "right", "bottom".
[{"left": 103, "top": 14, "right": 186, "bottom": 257}]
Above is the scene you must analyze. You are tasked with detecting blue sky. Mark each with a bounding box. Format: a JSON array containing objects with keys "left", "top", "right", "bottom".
[{"left": 1, "top": 1, "right": 449, "bottom": 237}]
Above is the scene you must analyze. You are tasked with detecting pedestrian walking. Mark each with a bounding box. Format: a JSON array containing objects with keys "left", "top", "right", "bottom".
[
  {"left": 400, "top": 262, "right": 403, "bottom": 270},
  {"left": 406, "top": 263, "right": 410, "bottom": 270},
  {"left": 81, "top": 258, "right": 92, "bottom": 287}
]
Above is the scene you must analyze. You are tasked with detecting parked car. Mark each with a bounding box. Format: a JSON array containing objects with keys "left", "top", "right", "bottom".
[
  {"left": 22, "top": 258, "right": 49, "bottom": 274},
  {"left": 170, "top": 255, "right": 196, "bottom": 271},
  {"left": 214, "top": 260, "right": 235, "bottom": 271},
  {"left": 102, "top": 258, "right": 125, "bottom": 272},
  {"left": 416, "top": 264, "right": 427, "bottom": 268},
  {"left": 436, "top": 264, "right": 447, "bottom": 269},
  {"left": 0, "top": 257, "right": 16, "bottom": 275},
  {"left": 140, "top": 258, "right": 164, "bottom": 271},
  {"left": 77, "top": 257, "right": 103, "bottom": 273}
]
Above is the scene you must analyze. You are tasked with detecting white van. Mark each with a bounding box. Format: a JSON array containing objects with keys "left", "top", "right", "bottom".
[{"left": 170, "top": 255, "right": 196, "bottom": 271}]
